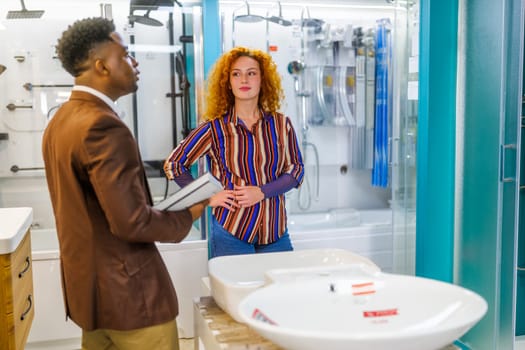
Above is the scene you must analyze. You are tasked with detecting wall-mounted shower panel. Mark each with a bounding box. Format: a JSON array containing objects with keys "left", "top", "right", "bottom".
[{"left": 219, "top": 0, "right": 400, "bottom": 214}]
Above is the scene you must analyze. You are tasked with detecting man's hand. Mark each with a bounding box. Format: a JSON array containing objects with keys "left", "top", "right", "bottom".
[{"left": 187, "top": 199, "right": 209, "bottom": 220}]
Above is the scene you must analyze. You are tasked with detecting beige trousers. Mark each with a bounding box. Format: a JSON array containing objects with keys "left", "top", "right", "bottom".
[{"left": 81, "top": 319, "right": 179, "bottom": 350}]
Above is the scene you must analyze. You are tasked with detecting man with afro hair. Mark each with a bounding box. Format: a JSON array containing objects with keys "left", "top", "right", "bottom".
[{"left": 42, "top": 17, "right": 207, "bottom": 350}]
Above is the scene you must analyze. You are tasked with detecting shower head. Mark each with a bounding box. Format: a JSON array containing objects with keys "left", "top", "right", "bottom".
[
  {"left": 266, "top": 16, "right": 292, "bottom": 26},
  {"left": 128, "top": 10, "right": 163, "bottom": 26},
  {"left": 6, "top": 0, "right": 44, "bottom": 19},
  {"left": 302, "top": 18, "right": 324, "bottom": 28},
  {"left": 0, "top": 65, "right": 5, "bottom": 76},
  {"left": 235, "top": 15, "right": 264, "bottom": 23},
  {"left": 234, "top": 1, "right": 265, "bottom": 23},
  {"left": 300, "top": 6, "right": 324, "bottom": 33},
  {"left": 232, "top": 0, "right": 265, "bottom": 46},
  {"left": 266, "top": 1, "right": 292, "bottom": 26}
]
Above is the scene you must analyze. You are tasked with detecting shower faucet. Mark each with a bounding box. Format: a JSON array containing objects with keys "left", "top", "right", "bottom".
[{"left": 287, "top": 60, "right": 306, "bottom": 95}]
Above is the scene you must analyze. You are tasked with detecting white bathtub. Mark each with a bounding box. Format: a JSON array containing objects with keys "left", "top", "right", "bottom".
[
  {"left": 26, "top": 228, "right": 209, "bottom": 350},
  {"left": 288, "top": 208, "right": 393, "bottom": 271}
]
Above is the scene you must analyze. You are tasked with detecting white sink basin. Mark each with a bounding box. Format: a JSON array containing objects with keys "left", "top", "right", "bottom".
[
  {"left": 238, "top": 270, "right": 487, "bottom": 350},
  {"left": 208, "top": 248, "right": 380, "bottom": 322}
]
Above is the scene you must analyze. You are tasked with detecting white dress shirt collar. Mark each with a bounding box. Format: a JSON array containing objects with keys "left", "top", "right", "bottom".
[{"left": 72, "top": 85, "right": 120, "bottom": 116}]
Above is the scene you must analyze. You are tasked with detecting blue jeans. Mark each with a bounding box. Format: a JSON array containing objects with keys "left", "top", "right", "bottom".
[{"left": 209, "top": 216, "right": 293, "bottom": 258}]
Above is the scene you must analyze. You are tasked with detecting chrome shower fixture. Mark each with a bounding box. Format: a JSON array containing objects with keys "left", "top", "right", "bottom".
[
  {"left": 0, "top": 65, "right": 6, "bottom": 75},
  {"left": 6, "top": 0, "right": 44, "bottom": 19},
  {"left": 128, "top": 9, "right": 163, "bottom": 26},
  {"left": 287, "top": 60, "right": 305, "bottom": 94},
  {"left": 6, "top": 103, "right": 32, "bottom": 111},
  {"left": 23, "top": 82, "right": 73, "bottom": 91},
  {"left": 232, "top": 1, "right": 265, "bottom": 47},
  {"left": 300, "top": 6, "right": 324, "bottom": 33},
  {"left": 266, "top": 1, "right": 292, "bottom": 27},
  {"left": 233, "top": 1, "right": 265, "bottom": 23},
  {"left": 287, "top": 58, "right": 319, "bottom": 208},
  {"left": 287, "top": 60, "right": 305, "bottom": 76}
]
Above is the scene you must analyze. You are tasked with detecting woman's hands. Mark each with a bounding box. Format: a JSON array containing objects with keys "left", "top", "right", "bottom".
[
  {"left": 210, "top": 189, "right": 240, "bottom": 211},
  {"left": 233, "top": 185, "right": 264, "bottom": 207},
  {"left": 209, "top": 185, "right": 264, "bottom": 210}
]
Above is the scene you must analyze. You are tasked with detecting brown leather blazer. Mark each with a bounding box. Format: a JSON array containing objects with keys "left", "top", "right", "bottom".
[{"left": 42, "top": 90, "right": 194, "bottom": 331}]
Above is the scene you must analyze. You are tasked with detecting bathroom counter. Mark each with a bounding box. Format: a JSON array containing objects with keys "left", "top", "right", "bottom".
[
  {"left": 0, "top": 207, "right": 33, "bottom": 255},
  {"left": 193, "top": 296, "right": 461, "bottom": 350},
  {"left": 0, "top": 207, "right": 34, "bottom": 349}
]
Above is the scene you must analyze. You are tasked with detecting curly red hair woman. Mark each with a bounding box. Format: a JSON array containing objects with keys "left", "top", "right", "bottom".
[
  {"left": 165, "top": 46, "right": 304, "bottom": 258},
  {"left": 203, "top": 46, "right": 284, "bottom": 120}
]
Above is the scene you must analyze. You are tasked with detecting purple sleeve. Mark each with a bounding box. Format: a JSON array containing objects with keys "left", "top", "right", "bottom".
[
  {"left": 173, "top": 171, "right": 195, "bottom": 188},
  {"left": 260, "top": 174, "right": 299, "bottom": 198}
]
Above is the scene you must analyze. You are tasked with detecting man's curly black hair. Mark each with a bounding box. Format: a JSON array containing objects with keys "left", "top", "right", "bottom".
[{"left": 56, "top": 17, "right": 115, "bottom": 77}]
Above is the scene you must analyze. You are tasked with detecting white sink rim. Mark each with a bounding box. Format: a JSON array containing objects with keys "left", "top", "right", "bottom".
[{"left": 237, "top": 273, "right": 488, "bottom": 350}]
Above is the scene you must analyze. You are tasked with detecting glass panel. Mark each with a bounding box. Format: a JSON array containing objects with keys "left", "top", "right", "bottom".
[
  {"left": 391, "top": 0, "right": 418, "bottom": 275},
  {"left": 455, "top": 0, "right": 522, "bottom": 347},
  {"left": 218, "top": 0, "right": 418, "bottom": 273},
  {"left": 0, "top": 0, "right": 205, "bottom": 240},
  {"left": 518, "top": 33, "right": 525, "bottom": 338},
  {"left": 0, "top": 0, "right": 420, "bottom": 258}
]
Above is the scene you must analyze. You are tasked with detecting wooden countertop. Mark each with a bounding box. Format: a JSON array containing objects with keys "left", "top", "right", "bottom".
[
  {"left": 194, "top": 296, "right": 282, "bottom": 349},
  {"left": 0, "top": 207, "right": 33, "bottom": 254}
]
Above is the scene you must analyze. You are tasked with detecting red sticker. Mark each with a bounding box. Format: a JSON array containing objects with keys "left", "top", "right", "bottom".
[
  {"left": 363, "top": 308, "right": 398, "bottom": 318},
  {"left": 252, "top": 308, "right": 278, "bottom": 325},
  {"left": 352, "top": 282, "right": 375, "bottom": 295}
]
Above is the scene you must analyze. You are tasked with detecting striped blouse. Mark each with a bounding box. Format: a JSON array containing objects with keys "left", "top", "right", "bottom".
[{"left": 164, "top": 109, "right": 304, "bottom": 244}]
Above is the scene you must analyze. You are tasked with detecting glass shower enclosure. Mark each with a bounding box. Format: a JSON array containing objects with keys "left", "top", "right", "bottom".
[{"left": 218, "top": 0, "right": 419, "bottom": 274}]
